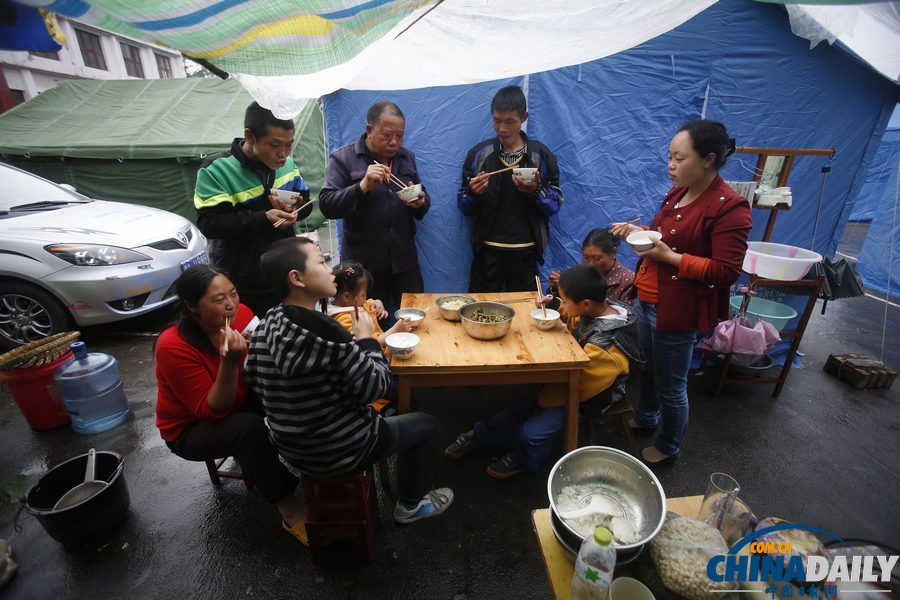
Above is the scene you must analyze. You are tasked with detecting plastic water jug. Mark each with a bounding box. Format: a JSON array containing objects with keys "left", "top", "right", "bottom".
[{"left": 53, "top": 342, "right": 131, "bottom": 434}]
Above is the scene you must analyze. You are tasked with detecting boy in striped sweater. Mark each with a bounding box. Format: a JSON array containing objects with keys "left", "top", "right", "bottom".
[{"left": 244, "top": 237, "right": 453, "bottom": 524}]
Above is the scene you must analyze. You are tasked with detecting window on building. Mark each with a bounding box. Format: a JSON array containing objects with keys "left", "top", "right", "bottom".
[
  {"left": 29, "top": 50, "right": 60, "bottom": 61},
  {"left": 10, "top": 90, "right": 26, "bottom": 105},
  {"left": 155, "top": 53, "right": 173, "bottom": 79},
  {"left": 120, "top": 42, "right": 145, "bottom": 78},
  {"left": 75, "top": 28, "right": 107, "bottom": 70}
]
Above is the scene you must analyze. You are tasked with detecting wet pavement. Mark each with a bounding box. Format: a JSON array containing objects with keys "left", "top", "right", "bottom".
[{"left": 1, "top": 288, "right": 898, "bottom": 599}]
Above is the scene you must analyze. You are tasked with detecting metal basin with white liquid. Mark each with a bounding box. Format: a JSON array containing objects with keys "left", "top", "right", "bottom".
[{"left": 547, "top": 446, "right": 667, "bottom": 556}]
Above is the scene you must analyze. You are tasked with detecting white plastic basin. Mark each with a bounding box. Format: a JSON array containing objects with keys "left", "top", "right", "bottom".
[{"left": 742, "top": 241, "right": 821, "bottom": 281}]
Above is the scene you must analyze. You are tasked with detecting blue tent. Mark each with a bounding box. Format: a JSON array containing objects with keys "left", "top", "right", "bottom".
[
  {"left": 323, "top": 0, "right": 899, "bottom": 293},
  {"left": 849, "top": 106, "right": 900, "bottom": 222},
  {"left": 856, "top": 122, "right": 900, "bottom": 297}
]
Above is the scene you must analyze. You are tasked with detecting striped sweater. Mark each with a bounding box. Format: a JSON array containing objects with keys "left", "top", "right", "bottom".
[{"left": 244, "top": 304, "right": 391, "bottom": 476}]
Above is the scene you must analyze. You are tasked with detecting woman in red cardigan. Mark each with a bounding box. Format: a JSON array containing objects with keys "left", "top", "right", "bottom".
[
  {"left": 154, "top": 265, "right": 307, "bottom": 545},
  {"left": 611, "top": 120, "right": 752, "bottom": 465}
]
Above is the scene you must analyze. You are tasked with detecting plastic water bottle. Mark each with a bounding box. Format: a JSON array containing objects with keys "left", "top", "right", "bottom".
[
  {"left": 53, "top": 342, "right": 131, "bottom": 434},
  {"left": 571, "top": 526, "right": 616, "bottom": 600}
]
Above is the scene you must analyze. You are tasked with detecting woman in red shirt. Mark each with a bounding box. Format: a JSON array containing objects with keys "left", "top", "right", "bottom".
[
  {"left": 611, "top": 120, "right": 752, "bottom": 465},
  {"left": 155, "top": 265, "right": 307, "bottom": 544}
]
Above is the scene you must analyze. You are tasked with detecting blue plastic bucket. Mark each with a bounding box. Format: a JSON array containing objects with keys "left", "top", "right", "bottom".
[{"left": 729, "top": 296, "right": 798, "bottom": 331}]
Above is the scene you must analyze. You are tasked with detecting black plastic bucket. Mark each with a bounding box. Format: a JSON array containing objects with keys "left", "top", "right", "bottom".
[{"left": 22, "top": 450, "right": 129, "bottom": 546}]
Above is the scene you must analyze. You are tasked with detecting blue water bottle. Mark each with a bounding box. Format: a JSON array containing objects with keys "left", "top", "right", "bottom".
[{"left": 53, "top": 341, "right": 131, "bottom": 434}]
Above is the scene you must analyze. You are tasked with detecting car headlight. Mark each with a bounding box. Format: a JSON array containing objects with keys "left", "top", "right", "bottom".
[{"left": 44, "top": 244, "right": 150, "bottom": 266}]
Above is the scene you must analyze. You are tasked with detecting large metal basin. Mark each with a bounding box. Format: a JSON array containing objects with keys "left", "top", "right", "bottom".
[
  {"left": 458, "top": 301, "right": 514, "bottom": 341},
  {"left": 547, "top": 446, "right": 666, "bottom": 552}
]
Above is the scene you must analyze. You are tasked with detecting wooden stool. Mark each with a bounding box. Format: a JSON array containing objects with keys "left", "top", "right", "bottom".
[
  {"left": 301, "top": 468, "right": 376, "bottom": 565},
  {"left": 585, "top": 398, "right": 639, "bottom": 456},
  {"left": 205, "top": 457, "right": 251, "bottom": 489}
]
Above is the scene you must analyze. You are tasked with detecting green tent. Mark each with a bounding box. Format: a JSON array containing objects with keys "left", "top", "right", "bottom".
[{"left": 0, "top": 78, "right": 326, "bottom": 230}]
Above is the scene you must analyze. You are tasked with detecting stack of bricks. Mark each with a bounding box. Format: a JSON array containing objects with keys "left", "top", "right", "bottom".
[{"left": 823, "top": 354, "right": 896, "bottom": 390}]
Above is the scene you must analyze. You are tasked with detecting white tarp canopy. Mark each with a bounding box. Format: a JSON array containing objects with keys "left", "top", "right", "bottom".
[
  {"left": 236, "top": 0, "right": 899, "bottom": 117},
  {"left": 236, "top": 0, "right": 718, "bottom": 117},
  {"left": 782, "top": 1, "right": 900, "bottom": 83}
]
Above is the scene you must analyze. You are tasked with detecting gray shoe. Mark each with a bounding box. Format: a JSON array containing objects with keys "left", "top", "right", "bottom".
[{"left": 394, "top": 488, "right": 454, "bottom": 524}]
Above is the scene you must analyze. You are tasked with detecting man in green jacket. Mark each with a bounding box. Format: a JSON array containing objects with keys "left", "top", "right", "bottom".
[{"left": 194, "top": 102, "right": 313, "bottom": 315}]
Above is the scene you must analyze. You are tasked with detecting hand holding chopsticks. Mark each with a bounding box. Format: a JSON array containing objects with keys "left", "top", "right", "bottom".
[
  {"left": 535, "top": 275, "right": 546, "bottom": 318},
  {"left": 610, "top": 217, "right": 642, "bottom": 239},
  {"left": 273, "top": 197, "right": 316, "bottom": 228},
  {"left": 221, "top": 316, "right": 231, "bottom": 357},
  {"left": 373, "top": 160, "right": 410, "bottom": 190}
]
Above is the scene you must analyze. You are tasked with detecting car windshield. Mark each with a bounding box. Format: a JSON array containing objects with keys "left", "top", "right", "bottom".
[{"left": 0, "top": 166, "right": 89, "bottom": 212}]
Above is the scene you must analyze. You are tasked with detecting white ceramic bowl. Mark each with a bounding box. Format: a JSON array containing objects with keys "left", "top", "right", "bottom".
[
  {"left": 742, "top": 241, "right": 822, "bottom": 281},
  {"left": 271, "top": 188, "right": 302, "bottom": 206},
  {"left": 396, "top": 183, "right": 422, "bottom": 203},
  {"left": 626, "top": 230, "right": 662, "bottom": 252},
  {"left": 385, "top": 332, "right": 419, "bottom": 360},
  {"left": 394, "top": 308, "right": 426, "bottom": 330},
  {"left": 530, "top": 308, "right": 561, "bottom": 330},
  {"left": 512, "top": 167, "right": 537, "bottom": 182}
]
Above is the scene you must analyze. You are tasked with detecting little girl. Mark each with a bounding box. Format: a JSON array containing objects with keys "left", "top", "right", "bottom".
[
  {"left": 322, "top": 262, "right": 412, "bottom": 347},
  {"left": 323, "top": 262, "right": 410, "bottom": 413}
]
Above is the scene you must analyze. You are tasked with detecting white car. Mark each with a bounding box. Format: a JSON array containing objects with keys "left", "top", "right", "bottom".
[{"left": 0, "top": 163, "right": 208, "bottom": 351}]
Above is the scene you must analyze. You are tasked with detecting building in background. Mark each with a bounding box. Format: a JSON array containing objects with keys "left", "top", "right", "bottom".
[{"left": 0, "top": 16, "right": 185, "bottom": 106}]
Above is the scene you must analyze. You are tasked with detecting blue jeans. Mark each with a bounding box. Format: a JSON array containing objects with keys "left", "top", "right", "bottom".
[
  {"left": 634, "top": 301, "right": 697, "bottom": 456},
  {"left": 380, "top": 412, "right": 440, "bottom": 500},
  {"left": 473, "top": 395, "right": 578, "bottom": 471}
]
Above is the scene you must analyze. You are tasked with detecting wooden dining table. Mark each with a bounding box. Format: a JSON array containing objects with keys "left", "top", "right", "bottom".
[{"left": 391, "top": 292, "right": 590, "bottom": 452}]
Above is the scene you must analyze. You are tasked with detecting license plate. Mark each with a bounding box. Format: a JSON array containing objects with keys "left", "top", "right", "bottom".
[{"left": 181, "top": 251, "right": 209, "bottom": 271}]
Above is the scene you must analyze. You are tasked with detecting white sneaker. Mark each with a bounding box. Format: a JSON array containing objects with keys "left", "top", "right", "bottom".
[{"left": 393, "top": 488, "right": 454, "bottom": 524}]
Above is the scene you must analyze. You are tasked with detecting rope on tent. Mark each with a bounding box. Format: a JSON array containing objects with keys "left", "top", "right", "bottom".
[
  {"left": 732, "top": 157, "right": 764, "bottom": 179},
  {"left": 879, "top": 157, "right": 899, "bottom": 365},
  {"left": 809, "top": 154, "right": 833, "bottom": 250}
]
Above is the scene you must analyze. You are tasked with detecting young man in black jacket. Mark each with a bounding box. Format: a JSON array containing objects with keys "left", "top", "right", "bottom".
[{"left": 457, "top": 86, "right": 563, "bottom": 292}]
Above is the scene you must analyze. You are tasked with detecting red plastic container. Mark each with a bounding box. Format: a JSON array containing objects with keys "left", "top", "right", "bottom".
[{"left": 0, "top": 351, "right": 73, "bottom": 430}]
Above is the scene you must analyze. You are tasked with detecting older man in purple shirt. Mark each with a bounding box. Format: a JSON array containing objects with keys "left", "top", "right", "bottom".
[{"left": 319, "top": 101, "right": 430, "bottom": 317}]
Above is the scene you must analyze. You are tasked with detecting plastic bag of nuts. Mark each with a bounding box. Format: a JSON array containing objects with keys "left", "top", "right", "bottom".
[{"left": 650, "top": 512, "right": 738, "bottom": 600}]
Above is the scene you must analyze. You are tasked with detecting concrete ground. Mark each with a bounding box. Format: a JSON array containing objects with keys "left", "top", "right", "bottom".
[{"left": 1, "top": 232, "right": 898, "bottom": 599}]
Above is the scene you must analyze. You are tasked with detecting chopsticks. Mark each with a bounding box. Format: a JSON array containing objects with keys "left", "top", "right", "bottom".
[
  {"left": 373, "top": 160, "right": 410, "bottom": 190},
  {"left": 622, "top": 216, "right": 641, "bottom": 225},
  {"left": 221, "top": 316, "right": 230, "bottom": 357},
  {"left": 273, "top": 197, "right": 316, "bottom": 228},
  {"left": 535, "top": 275, "right": 546, "bottom": 318},
  {"left": 482, "top": 157, "right": 524, "bottom": 177},
  {"left": 504, "top": 296, "right": 559, "bottom": 304}
]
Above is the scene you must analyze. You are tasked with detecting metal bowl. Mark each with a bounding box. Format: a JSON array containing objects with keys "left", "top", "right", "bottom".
[
  {"left": 547, "top": 446, "right": 666, "bottom": 552},
  {"left": 435, "top": 295, "right": 475, "bottom": 321},
  {"left": 548, "top": 509, "right": 643, "bottom": 564},
  {"left": 458, "top": 301, "right": 515, "bottom": 341}
]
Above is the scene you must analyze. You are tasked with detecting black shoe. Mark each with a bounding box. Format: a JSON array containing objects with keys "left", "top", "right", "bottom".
[
  {"left": 444, "top": 432, "right": 481, "bottom": 459},
  {"left": 640, "top": 446, "right": 679, "bottom": 466},
  {"left": 486, "top": 454, "right": 527, "bottom": 479}
]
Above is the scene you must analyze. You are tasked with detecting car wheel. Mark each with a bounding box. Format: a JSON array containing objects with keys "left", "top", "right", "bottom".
[{"left": 0, "top": 282, "right": 72, "bottom": 352}]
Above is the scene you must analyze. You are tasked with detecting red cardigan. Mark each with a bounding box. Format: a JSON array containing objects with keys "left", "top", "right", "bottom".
[
  {"left": 637, "top": 175, "right": 752, "bottom": 333},
  {"left": 154, "top": 304, "right": 255, "bottom": 442}
]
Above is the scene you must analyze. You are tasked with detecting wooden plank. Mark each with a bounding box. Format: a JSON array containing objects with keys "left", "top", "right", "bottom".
[
  {"left": 532, "top": 495, "right": 703, "bottom": 600},
  {"left": 390, "top": 293, "right": 589, "bottom": 372},
  {"left": 735, "top": 146, "right": 836, "bottom": 157}
]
